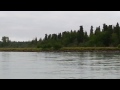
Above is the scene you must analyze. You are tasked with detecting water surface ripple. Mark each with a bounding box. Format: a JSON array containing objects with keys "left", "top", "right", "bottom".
[{"left": 0, "top": 52, "right": 120, "bottom": 79}]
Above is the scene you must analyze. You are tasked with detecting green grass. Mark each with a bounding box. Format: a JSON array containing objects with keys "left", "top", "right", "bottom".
[
  {"left": 0, "top": 48, "right": 42, "bottom": 52},
  {"left": 60, "top": 47, "right": 120, "bottom": 52},
  {"left": 0, "top": 47, "right": 120, "bottom": 52}
]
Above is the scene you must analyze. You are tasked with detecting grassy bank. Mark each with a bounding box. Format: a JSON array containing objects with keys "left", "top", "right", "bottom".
[
  {"left": 0, "top": 47, "right": 120, "bottom": 52},
  {"left": 60, "top": 47, "right": 120, "bottom": 52},
  {"left": 0, "top": 48, "right": 42, "bottom": 52}
]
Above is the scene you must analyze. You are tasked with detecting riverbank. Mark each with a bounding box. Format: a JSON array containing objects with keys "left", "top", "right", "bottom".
[
  {"left": 0, "top": 47, "right": 120, "bottom": 52},
  {"left": 0, "top": 48, "right": 41, "bottom": 52}
]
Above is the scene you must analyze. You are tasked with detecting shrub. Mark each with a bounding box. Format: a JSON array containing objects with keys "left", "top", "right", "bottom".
[
  {"left": 41, "top": 43, "right": 52, "bottom": 50},
  {"left": 118, "top": 44, "right": 120, "bottom": 48},
  {"left": 53, "top": 43, "right": 62, "bottom": 50},
  {"left": 37, "top": 45, "right": 41, "bottom": 48}
]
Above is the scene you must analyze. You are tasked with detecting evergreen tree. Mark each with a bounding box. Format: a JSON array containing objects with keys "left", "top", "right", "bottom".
[
  {"left": 45, "top": 34, "right": 48, "bottom": 40},
  {"left": 1, "top": 22, "right": 120, "bottom": 48},
  {"left": 90, "top": 26, "right": 93, "bottom": 37}
]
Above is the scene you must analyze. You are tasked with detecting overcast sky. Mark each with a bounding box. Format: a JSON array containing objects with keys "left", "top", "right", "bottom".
[{"left": 0, "top": 11, "right": 120, "bottom": 41}]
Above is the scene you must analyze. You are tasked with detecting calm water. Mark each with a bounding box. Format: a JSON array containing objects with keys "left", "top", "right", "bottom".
[{"left": 0, "top": 52, "right": 120, "bottom": 79}]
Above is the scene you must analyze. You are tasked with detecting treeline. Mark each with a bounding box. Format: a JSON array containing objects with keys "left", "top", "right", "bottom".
[
  {"left": 0, "top": 37, "right": 39, "bottom": 48},
  {"left": 0, "top": 23, "right": 120, "bottom": 49},
  {"left": 40, "top": 22, "right": 120, "bottom": 49}
]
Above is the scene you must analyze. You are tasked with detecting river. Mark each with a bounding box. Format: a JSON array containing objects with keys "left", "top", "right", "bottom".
[{"left": 0, "top": 52, "right": 120, "bottom": 79}]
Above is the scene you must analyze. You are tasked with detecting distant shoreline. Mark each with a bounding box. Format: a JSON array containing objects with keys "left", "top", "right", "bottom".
[{"left": 0, "top": 47, "right": 120, "bottom": 52}]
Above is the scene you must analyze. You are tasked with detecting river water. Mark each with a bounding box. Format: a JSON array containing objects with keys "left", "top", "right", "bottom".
[{"left": 0, "top": 52, "right": 120, "bottom": 79}]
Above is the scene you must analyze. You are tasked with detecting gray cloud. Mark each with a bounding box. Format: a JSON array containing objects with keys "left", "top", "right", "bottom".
[{"left": 0, "top": 11, "right": 120, "bottom": 41}]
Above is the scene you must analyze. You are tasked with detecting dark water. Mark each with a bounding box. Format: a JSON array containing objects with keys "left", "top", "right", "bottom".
[{"left": 0, "top": 52, "right": 120, "bottom": 79}]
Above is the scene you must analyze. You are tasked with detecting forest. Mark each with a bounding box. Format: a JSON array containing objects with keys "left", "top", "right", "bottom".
[{"left": 1, "top": 22, "right": 120, "bottom": 50}]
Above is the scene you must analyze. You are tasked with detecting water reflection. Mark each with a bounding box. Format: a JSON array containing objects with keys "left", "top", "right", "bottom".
[
  {"left": 0, "top": 52, "right": 11, "bottom": 78},
  {"left": 0, "top": 52, "right": 120, "bottom": 79},
  {"left": 1, "top": 52, "right": 10, "bottom": 61}
]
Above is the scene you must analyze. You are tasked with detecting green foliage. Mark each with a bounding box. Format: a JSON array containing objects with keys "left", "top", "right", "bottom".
[
  {"left": 118, "top": 44, "right": 120, "bottom": 48},
  {"left": 1, "top": 22, "right": 120, "bottom": 49},
  {"left": 111, "top": 33, "right": 119, "bottom": 46},
  {"left": 37, "top": 45, "right": 40, "bottom": 48},
  {"left": 41, "top": 43, "right": 52, "bottom": 49},
  {"left": 53, "top": 43, "right": 62, "bottom": 50}
]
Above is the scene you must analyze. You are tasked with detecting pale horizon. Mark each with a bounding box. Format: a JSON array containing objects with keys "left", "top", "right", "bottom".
[{"left": 0, "top": 11, "right": 120, "bottom": 41}]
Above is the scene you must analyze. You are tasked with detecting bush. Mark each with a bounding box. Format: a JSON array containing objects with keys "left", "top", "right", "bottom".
[
  {"left": 37, "top": 45, "right": 41, "bottom": 48},
  {"left": 42, "top": 43, "right": 52, "bottom": 48},
  {"left": 53, "top": 43, "right": 62, "bottom": 50},
  {"left": 118, "top": 44, "right": 120, "bottom": 48}
]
